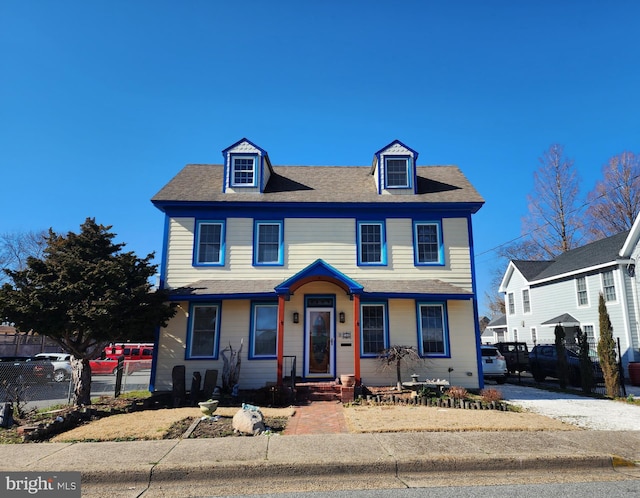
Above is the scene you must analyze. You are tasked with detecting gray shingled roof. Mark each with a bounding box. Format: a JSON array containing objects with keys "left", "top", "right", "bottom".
[
  {"left": 169, "top": 279, "right": 471, "bottom": 298},
  {"left": 533, "top": 231, "right": 630, "bottom": 281},
  {"left": 513, "top": 231, "right": 630, "bottom": 282},
  {"left": 512, "top": 260, "right": 554, "bottom": 280},
  {"left": 486, "top": 314, "right": 506, "bottom": 328},
  {"left": 152, "top": 165, "right": 484, "bottom": 206}
]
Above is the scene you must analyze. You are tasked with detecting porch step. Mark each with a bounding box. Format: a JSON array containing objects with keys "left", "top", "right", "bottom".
[{"left": 294, "top": 381, "right": 341, "bottom": 402}]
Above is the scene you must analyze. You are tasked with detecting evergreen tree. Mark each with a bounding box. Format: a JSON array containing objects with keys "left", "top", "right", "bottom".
[
  {"left": 0, "top": 218, "right": 175, "bottom": 405},
  {"left": 554, "top": 324, "right": 568, "bottom": 389},
  {"left": 597, "top": 293, "right": 620, "bottom": 398},
  {"left": 576, "top": 328, "right": 594, "bottom": 394}
]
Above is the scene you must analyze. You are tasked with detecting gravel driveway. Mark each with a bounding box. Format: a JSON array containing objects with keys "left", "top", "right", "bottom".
[{"left": 500, "top": 383, "right": 640, "bottom": 430}]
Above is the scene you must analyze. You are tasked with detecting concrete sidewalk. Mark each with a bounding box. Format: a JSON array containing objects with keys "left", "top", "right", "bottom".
[{"left": 1, "top": 430, "right": 639, "bottom": 497}]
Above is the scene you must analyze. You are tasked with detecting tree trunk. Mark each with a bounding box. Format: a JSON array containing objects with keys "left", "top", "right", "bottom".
[{"left": 71, "top": 357, "right": 92, "bottom": 406}]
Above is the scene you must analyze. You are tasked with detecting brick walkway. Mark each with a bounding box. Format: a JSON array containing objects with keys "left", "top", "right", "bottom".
[{"left": 283, "top": 401, "right": 349, "bottom": 435}]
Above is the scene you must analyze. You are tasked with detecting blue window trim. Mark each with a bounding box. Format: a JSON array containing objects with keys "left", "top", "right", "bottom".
[
  {"left": 359, "top": 300, "right": 389, "bottom": 358},
  {"left": 356, "top": 220, "right": 387, "bottom": 266},
  {"left": 248, "top": 301, "right": 279, "bottom": 359},
  {"left": 253, "top": 220, "right": 284, "bottom": 266},
  {"left": 193, "top": 220, "right": 226, "bottom": 267},
  {"left": 383, "top": 155, "right": 412, "bottom": 189},
  {"left": 416, "top": 301, "right": 450, "bottom": 358},
  {"left": 413, "top": 220, "right": 444, "bottom": 266},
  {"left": 229, "top": 153, "right": 259, "bottom": 188},
  {"left": 185, "top": 302, "right": 221, "bottom": 360}
]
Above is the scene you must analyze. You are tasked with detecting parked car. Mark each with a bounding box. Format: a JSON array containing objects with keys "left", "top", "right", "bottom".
[
  {"left": 529, "top": 344, "right": 604, "bottom": 387},
  {"left": 0, "top": 356, "right": 54, "bottom": 384},
  {"left": 480, "top": 345, "right": 508, "bottom": 384},
  {"left": 32, "top": 353, "right": 73, "bottom": 383},
  {"left": 493, "top": 342, "right": 529, "bottom": 373}
]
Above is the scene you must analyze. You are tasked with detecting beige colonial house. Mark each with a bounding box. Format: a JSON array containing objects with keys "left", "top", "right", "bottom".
[{"left": 150, "top": 138, "right": 485, "bottom": 392}]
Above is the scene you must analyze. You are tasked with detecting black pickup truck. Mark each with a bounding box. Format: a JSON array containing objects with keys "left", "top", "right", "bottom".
[
  {"left": 493, "top": 342, "right": 530, "bottom": 373},
  {"left": 0, "top": 356, "right": 55, "bottom": 385}
]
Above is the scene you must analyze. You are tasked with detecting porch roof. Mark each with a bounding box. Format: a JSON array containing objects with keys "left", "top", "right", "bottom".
[
  {"left": 541, "top": 313, "right": 580, "bottom": 327},
  {"left": 167, "top": 278, "right": 472, "bottom": 300}
]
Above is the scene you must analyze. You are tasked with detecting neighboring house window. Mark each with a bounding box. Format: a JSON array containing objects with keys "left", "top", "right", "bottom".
[
  {"left": 187, "top": 304, "right": 220, "bottom": 359},
  {"left": 602, "top": 271, "right": 617, "bottom": 302},
  {"left": 254, "top": 221, "right": 283, "bottom": 265},
  {"left": 414, "top": 222, "right": 443, "bottom": 265},
  {"left": 576, "top": 276, "right": 588, "bottom": 306},
  {"left": 507, "top": 293, "right": 515, "bottom": 314},
  {"left": 250, "top": 303, "right": 278, "bottom": 358},
  {"left": 195, "top": 221, "right": 224, "bottom": 265},
  {"left": 584, "top": 324, "right": 595, "bottom": 343},
  {"left": 231, "top": 156, "right": 256, "bottom": 186},
  {"left": 417, "top": 303, "right": 448, "bottom": 357},
  {"left": 531, "top": 327, "right": 537, "bottom": 344},
  {"left": 522, "top": 289, "right": 531, "bottom": 313},
  {"left": 384, "top": 157, "right": 409, "bottom": 187},
  {"left": 512, "top": 329, "right": 518, "bottom": 342},
  {"left": 357, "top": 221, "right": 386, "bottom": 265},
  {"left": 496, "top": 330, "right": 505, "bottom": 342},
  {"left": 360, "top": 303, "right": 388, "bottom": 356}
]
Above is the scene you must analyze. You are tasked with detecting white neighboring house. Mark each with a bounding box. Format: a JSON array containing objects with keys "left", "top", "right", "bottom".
[
  {"left": 499, "top": 218, "right": 640, "bottom": 369},
  {"left": 482, "top": 314, "right": 507, "bottom": 344}
]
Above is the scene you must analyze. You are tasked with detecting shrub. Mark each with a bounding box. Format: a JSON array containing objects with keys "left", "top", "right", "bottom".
[
  {"left": 480, "top": 388, "right": 502, "bottom": 403},
  {"left": 446, "top": 386, "right": 468, "bottom": 400}
]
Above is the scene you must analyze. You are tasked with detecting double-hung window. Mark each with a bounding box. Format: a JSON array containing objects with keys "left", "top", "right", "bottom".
[
  {"left": 417, "top": 303, "right": 449, "bottom": 357},
  {"left": 231, "top": 156, "right": 256, "bottom": 186},
  {"left": 522, "top": 289, "right": 531, "bottom": 313},
  {"left": 194, "top": 221, "right": 224, "bottom": 265},
  {"left": 357, "top": 221, "right": 386, "bottom": 265},
  {"left": 250, "top": 303, "right": 278, "bottom": 358},
  {"left": 254, "top": 221, "right": 283, "bottom": 265},
  {"left": 384, "top": 157, "right": 409, "bottom": 188},
  {"left": 576, "top": 276, "right": 588, "bottom": 306},
  {"left": 414, "top": 222, "right": 443, "bottom": 265},
  {"left": 602, "top": 271, "right": 616, "bottom": 302},
  {"left": 360, "top": 303, "right": 388, "bottom": 356},
  {"left": 187, "top": 304, "right": 220, "bottom": 359},
  {"left": 507, "top": 293, "right": 515, "bottom": 314}
]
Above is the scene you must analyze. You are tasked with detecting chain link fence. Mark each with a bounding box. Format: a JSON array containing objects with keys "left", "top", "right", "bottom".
[{"left": 0, "top": 360, "right": 150, "bottom": 414}]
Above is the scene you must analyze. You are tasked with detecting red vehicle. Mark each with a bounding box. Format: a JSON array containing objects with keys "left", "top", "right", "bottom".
[
  {"left": 103, "top": 343, "right": 154, "bottom": 370},
  {"left": 89, "top": 358, "right": 143, "bottom": 375}
]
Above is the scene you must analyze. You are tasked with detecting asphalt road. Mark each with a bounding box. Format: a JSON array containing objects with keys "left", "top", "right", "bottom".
[{"left": 210, "top": 481, "right": 640, "bottom": 498}]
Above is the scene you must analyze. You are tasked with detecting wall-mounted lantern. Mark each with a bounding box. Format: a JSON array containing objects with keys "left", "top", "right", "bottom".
[
  {"left": 339, "top": 311, "right": 346, "bottom": 323},
  {"left": 292, "top": 312, "right": 299, "bottom": 324}
]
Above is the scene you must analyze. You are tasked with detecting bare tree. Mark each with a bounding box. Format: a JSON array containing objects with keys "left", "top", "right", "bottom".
[
  {"left": 584, "top": 151, "right": 640, "bottom": 240},
  {"left": 522, "top": 144, "right": 584, "bottom": 258},
  {"left": 0, "top": 230, "right": 47, "bottom": 284}
]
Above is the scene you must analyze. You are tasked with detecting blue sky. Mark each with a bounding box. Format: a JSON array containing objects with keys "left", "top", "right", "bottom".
[{"left": 2, "top": 1, "right": 639, "bottom": 316}]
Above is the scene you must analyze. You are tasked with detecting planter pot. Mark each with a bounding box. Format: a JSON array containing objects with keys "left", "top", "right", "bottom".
[
  {"left": 340, "top": 374, "right": 356, "bottom": 387},
  {"left": 628, "top": 362, "right": 640, "bottom": 387},
  {"left": 198, "top": 400, "right": 219, "bottom": 416}
]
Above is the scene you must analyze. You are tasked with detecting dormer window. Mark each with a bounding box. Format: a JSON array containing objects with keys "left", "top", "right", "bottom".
[
  {"left": 231, "top": 156, "right": 257, "bottom": 187},
  {"left": 372, "top": 140, "right": 418, "bottom": 195},
  {"left": 384, "top": 157, "right": 410, "bottom": 188}
]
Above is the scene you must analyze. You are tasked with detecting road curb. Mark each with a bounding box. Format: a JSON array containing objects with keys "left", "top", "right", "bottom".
[{"left": 76, "top": 454, "right": 619, "bottom": 484}]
